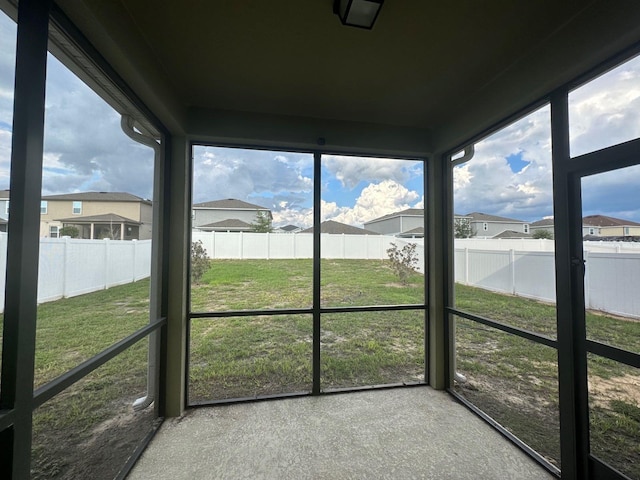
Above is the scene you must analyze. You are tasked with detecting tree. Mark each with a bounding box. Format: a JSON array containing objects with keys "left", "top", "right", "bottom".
[
  {"left": 59, "top": 226, "right": 79, "bottom": 238},
  {"left": 454, "top": 218, "right": 474, "bottom": 238},
  {"left": 251, "top": 211, "right": 273, "bottom": 233},
  {"left": 532, "top": 229, "right": 553, "bottom": 239}
]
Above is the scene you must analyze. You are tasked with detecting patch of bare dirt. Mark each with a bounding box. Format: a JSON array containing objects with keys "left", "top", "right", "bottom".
[
  {"left": 588, "top": 373, "right": 640, "bottom": 408},
  {"left": 31, "top": 403, "right": 156, "bottom": 480}
]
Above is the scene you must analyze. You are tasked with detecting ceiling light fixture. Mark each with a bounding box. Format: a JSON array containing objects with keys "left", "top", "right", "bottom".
[{"left": 334, "top": 0, "right": 384, "bottom": 30}]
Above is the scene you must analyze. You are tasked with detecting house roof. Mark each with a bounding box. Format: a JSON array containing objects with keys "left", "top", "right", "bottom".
[
  {"left": 467, "top": 212, "right": 525, "bottom": 223},
  {"left": 492, "top": 230, "right": 532, "bottom": 239},
  {"left": 198, "top": 219, "right": 253, "bottom": 230},
  {"left": 398, "top": 227, "right": 424, "bottom": 237},
  {"left": 582, "top": 215, "right": 640, "bottom": 227},
  {"left": 531, "top": 218, "right": 554, "bottom": 227},
  {"left": 55, "top": 213, "right": 141, "bottom": 224},
  {"left": 300, "top": 220, "right": 380, "bottom": 235},
  {"left": 193, "top": 198, "right": 269, "bottom": 210},
  {"left": 279, "top": 224, "right": 300, "bottom": 232},
  {"left": 365, "top": 208, "right": 424, "bottom": 224},
  {"left": 42, "top": 191, "right": 150, "bottom": 204}
]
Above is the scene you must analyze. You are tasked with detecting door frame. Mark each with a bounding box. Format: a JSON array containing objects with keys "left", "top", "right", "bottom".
[{"left": 552, "top": 92, "right": 640, "bottom": 480}]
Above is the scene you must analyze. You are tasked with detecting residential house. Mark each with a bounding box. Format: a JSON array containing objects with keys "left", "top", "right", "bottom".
[
  {"left": 192, "top": 198, "right": 272, "bottom": 232},
  {"left": 582, "top": 214, "right": 640, "bottom": 238},
  {"left": 41, "top": 192, "right": 153, "bottom": 240},
  {"left": 530, "top": 215, "right": 640, "bottom": 238},
  {"left": 364, "top": 208, "right": 473, "bottom": 238},
  {"left": 364, "top": 208, "right": 425, "bottom": 236},
  {"left": 300, "top": 220, "right": 379, "bottom": 235},
  {"left": 467, "top": 212, "right": 529, "bottom": 238},
  {"left": 529, "top": 217, "right": 555, "bottom": 237}
]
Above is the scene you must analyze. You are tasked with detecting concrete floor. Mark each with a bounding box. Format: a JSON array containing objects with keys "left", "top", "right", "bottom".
[{"left": 128, "top": 387, "right": 556, "bottom": 480}]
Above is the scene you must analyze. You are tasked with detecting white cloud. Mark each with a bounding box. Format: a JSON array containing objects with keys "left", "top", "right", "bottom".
[
  {"left": 323, "top": 180, "right": 420, "bottom": 227},
  {"left": 454, "top": 105, "right": 555, "bottom": 220},
  {"left": 322, "top": 155, "right": 420, "bottom": 189},
  {"left": 192, "top": 147, "right": 313, "bottom": 207},
  {"left": 569, "top": 54, "right": 640, "bottom": 157}
]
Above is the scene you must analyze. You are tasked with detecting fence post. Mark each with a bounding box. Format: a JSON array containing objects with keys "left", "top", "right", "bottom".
[
  {"left": 510, "top": 249, "right": 516, "bottom": 295},
  {"left": 292, "top": 233, "right": 296, "bottom": 258},
  {"left": 584, "top": 249, "right": 590, "bottom": 310},
  {"left": 266, "top": 232, "right": 270, "bottom": 260},
  {"left": 62, "top": 236, "right": 70, "bottom": 298},
  {"left": 239, "top": 231, "right": 243, "bottom": 259},
  {"left": 104, "top": 238, "right": 110, "bottom": 289},
  {"left": 342, "top": 233, "right": 346, "bottom": 258},
  {"left": 132, "top": 239, "right": 137, "bottom": 282},
  {"left": 464, "top": 248, "right": 469, "bottom": 285}
]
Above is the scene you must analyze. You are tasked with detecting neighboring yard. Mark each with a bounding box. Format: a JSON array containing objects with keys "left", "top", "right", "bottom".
[{"left": 0, "top": 259, "right": 637, "bottom": 478}]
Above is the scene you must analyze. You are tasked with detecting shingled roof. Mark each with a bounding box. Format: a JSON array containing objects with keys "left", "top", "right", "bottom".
[
  {"left": 42, "top": 191, "right": 150, "bottom": 203},
  {"left": 531, "top": 218, "right": 554, "bottom": 227},
  {"left": 365, "top": 208, "right": 424, "bottom": 224},
  {"left": 467, "top": 212, "right": 525, "bottom": 223},
  {"left": 193, "top": 198, "right": 269, "bottom": 210},
  {"left": 198, "top": 219, "right": 253, "bottom": 230},
  {"left": 582, "top": 214, "right": 640, "bottom": 227},
  {"left": 55, "top": 213, "right": 141, "bottom": 224},
  {"left": 300, "top": 220, "right": 380, "bottom": 235},
  {"left": 492, "top": 230, "right": 532, "bottom": 239}
]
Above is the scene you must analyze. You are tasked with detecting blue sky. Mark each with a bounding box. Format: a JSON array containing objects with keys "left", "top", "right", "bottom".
[{"left": 1, "top": 10, "right": 640, "bottom": 227}]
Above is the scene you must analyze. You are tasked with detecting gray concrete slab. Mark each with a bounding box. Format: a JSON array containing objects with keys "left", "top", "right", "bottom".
[{"left": 128, "top": 387, "right": 555, "bottom": 480}]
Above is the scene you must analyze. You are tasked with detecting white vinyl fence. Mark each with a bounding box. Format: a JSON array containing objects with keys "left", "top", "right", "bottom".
[
  {"left": 2, "top": 230, "right": 637, "bottom": 319},
  {"left": 0, "top": 233, "right": 151, "bottom": 313},
  {"left": 454, "top": 247, "right": 640, "bottom": 319},
  {"left": 191, "top": 231, "right": 425, "bottom": 271}
]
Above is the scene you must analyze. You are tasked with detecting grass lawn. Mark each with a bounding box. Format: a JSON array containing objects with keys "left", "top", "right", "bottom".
[
  {"left": 189, "top": 259, "right": 426, "bottom": 401},
  {"left": 0, "top": 259, "right": 638, "bottom": 478},
  {"left": 0, "top": 279, "right": 154, "bottom": 480}
]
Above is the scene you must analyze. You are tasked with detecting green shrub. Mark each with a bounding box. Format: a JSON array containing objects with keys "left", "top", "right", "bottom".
[
  {"left": 59, "top": 226, "right": 79, "bottom": 238},
  {"left": 191, "top": 240, "right": 209, "bottom": 284},
  {"left": 386, "top": 242, "right": 418, "bottom": 284}
]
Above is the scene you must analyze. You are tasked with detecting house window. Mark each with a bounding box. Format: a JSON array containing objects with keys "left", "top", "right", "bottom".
[
  {"left": 41, "top": 200, "right": 48, "bottom": 214},
  {"left": 49, "top": 225, "right": 59, "bottom": 238},
  {"left": 482, "top": 222, "right": 488, "bottom": 231},
  {"left": 72, "top": 201, "right": 82, "bottom": 215},
  {"left": 589, "top": 227, "right": 596, "bottom": 235},
  {"left": 624, "top": 227, "right": 630, "bottom": 235},
  {"left": 5, "top": 200, "right": 9, "bottom": 215},
  {"left": 524, "top": 224, "right": 529, "bottom": 233},
  {"left": 192, "top": 209, "right": 195, "bottom": 220}
]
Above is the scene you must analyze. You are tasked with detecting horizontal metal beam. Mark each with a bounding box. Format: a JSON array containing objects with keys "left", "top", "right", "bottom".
[
  {"left": 190, "top": 304, "right": 426, "bottom": 320},
  {"left": 188, "top": 382, "right": 428, "bottom": 408},
  {"left": 586, "top": 340, "right": 640, "bottom": 369},
  {"left": 563, "top": 136, "right": 640, "bottom": 176},
  {"left": 446, "top": 307, "right": 557, "bottom": 349},
  {"left": 33, "top": 318, "right": 166, "bottom": 408}
]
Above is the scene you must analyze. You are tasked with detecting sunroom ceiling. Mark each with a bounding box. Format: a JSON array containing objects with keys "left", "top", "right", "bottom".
[{"left": 54, "top": 0, "right": 640, "bottom": 152}]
